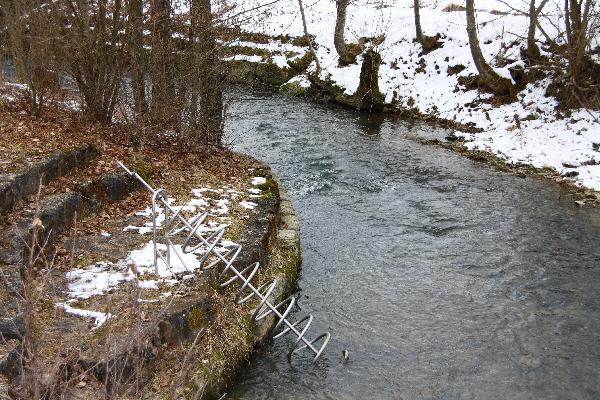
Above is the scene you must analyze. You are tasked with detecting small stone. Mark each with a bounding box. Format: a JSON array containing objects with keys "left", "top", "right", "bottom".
[
  {"left": 277, "top": 229, "right": 297, "bottom": 245},
  {"left": 342, "top": 350, "right": 349, "bottom": 361},
  {"left": 76, "top": 381, "right": 86, "bottom": 388}
]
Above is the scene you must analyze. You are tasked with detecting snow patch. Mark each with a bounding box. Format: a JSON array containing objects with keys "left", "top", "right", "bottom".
[
  {"left": 252, "top": 177, "right": 267, "bottom": 185},
  {"left": 240, "top": 201, "right": 258, "bottom": 209},
  {"left": 59, "top": 302, "right": 112, "bottom": 328}
]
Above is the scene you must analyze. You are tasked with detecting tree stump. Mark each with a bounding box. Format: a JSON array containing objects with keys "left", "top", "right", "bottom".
[{"left": 354, "top": 49, "right": 384, "bottom": 112}]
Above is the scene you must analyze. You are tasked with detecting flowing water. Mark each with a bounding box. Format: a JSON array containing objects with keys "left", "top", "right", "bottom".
[{"left": 225, "top": 91, "right": 600, "bottom": 400}]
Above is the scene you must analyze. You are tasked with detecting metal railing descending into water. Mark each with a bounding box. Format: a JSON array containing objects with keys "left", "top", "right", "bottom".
[{"left": 118, "top": 161, "right": 330, "bottom": 361}]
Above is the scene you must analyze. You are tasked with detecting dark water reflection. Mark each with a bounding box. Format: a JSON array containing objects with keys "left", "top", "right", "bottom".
[{"left": 225, "top": 91, "right": 600, "bottom": 400}]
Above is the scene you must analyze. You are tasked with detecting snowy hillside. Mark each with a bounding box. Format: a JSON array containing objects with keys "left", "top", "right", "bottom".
[{"left": 226, "top": 0, "right": 600, "bottom": 192}]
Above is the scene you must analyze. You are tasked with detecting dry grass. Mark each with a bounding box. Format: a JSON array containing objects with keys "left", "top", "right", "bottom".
[{"left": 0, "top": 90, "right": 281, "bottom": 399}]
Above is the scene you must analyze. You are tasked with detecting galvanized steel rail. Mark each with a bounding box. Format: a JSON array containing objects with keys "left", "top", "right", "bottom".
[{"left": 118, "top": 161, "right": 330, "bottom": 361}]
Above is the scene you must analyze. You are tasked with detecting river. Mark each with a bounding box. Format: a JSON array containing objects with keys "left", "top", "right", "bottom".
[{"left": 225, "top": 91, "right": 600, "bottom": 400}]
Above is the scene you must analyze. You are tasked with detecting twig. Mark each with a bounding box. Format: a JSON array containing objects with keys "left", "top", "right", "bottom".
[
  {"left": 169, "top": 327, "right": 207, "bottom": 400},
  {"left": 216, "top": 0, "right": 282, "bottom": 23}
]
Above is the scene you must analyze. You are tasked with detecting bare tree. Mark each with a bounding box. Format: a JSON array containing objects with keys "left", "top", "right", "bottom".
[
  {"left": 414, "top": 0, "right": 424, "bottom": 44},
  {"left": 524, "top": 0, "right": 550, "bottom": 63},
  {"left": 334, "top": 0, "right": 357, "bottom": 65},
  {"left": 186, "top": 0, "right": 224, "bottom": 147},
  {"left": 127, "top": 0, "right": 147, "bottom": 120},
  {"left": 298, "top": 0, "right": 321, "bottom": 74},
  {"left": 465, "top": 0, "right": 516, "bottom": 96},
  {"left": 0, "top": 0, "right": 57, "bottom": 115},
  {"left": 414, "top": 0, "right": 442, "bottom": 52},
  {"left": 150, "top": 0, "right": 176, "bottom": 126},
  {"left": 58, "top": 0, "right": 128, "bottom": 122},
  {"left": 564, "top": 0, "right": 597, "bottom": 84}
]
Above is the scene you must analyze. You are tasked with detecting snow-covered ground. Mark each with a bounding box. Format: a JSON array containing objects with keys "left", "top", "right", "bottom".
[
  {"left": 225, "top": 0, "right": 600, "bottom": 191},
  {"left": 59, "top": 176, "right": 267, "bottom": 327}
]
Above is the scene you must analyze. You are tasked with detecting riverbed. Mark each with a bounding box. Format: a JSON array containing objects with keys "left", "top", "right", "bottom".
[{"left": 226, "top": 91, "right": 600, "bottom": 400}]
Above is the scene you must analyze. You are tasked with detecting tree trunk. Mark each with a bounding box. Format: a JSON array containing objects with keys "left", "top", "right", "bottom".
[
  {"left": 189, "top": 0, "right": 223, "bottom": 147},
  {"left": 297, "top": 0, "right": 321, "bottom": 74},
  {"left": 525, "top": 0, "right": 549, "bottom": 63},
  {"left": 150, "top": 0, "right": 175, "bottom": 125},
  {"left": 334, "top": 0, "right": 356, "bottom": 65},
  {"left": 414, "top": 0, "right": 424, "bottom": 44},
  {"left": 128, "top": 0, "right": 147, "bottom": 119},
  {"left": 465, "top": 0, "right": 515, "bottom": 96},
  {"left": 525, "top": 0, "right": 540, "bottom": 62},
  {"left": 566, "top": 0, "right": 592, "bottom": 84},
  {"left": 354, "top": 49, "right": 384, "bottom": 112},
  {"left": 413, "top": 0, "right": 442, "bottom": 53}
]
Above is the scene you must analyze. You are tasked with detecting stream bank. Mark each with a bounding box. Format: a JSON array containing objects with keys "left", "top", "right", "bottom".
[
  {"left": 225, "top": 59, "right": 600, "bottom": 207},
  {"left": 0, "top": 95, "right": 303, "bottom": 399},
  {"left": 219, "top": 0, "right": 600, "bottom": 197}
]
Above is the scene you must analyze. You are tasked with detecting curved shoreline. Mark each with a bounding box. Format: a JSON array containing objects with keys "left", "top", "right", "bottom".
[
  {"left": 226, "top": 61, "right": 600, "bottom": 207},
  {"left": 180, "top": 169, "right": 303, "bottom": 399}
]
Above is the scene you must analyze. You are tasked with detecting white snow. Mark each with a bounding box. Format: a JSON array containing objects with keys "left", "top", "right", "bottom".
[
  {"left": 222, "top": 0, "right": 600, "bottom": 192},
  {"left": 240, "top": 201, "right": 258, "bottom": 209},
  {"left": 66, "top": 262, "right": 130, "bottom": 299},
  {"left": 285, "top": 75, "right": 312, "bottom": 89},
  {"left": 252, "top": 177, "right": 267, "bottom": 185},
  {"left": 128, "top": 241, "right": 204, "bottom": 277},
  {"left": 224, "top": 54, "right": 264, "bottom": 63},
  {"left": 62, "top": 183, "right": 258, "bottom": 321},
  {"left": 137, "top": 279, "right": 160, "bottom": 289},
  {"left": 59, "top": 302, "right": 112, "bottom": 328}
]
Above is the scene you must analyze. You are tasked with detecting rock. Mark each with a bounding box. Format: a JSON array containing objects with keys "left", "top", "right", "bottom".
[
  {"left": 38, "top": 192, "right": 83, "bottom": 242},
  {"left": 279, "top": 200, "right": 294, "bottom": 218},
  {"left": 277, "top": 229, "right": 298, "bottom": 247},
  {"left": 281, "top": 214, "right": 299, "bottom": 232},
  {"left": 79, "top": 172, "right": 138, "bottom": 212},
  {"left": 0, "top": 317, "right": 25, "bottom": 341},
  {"left": 0, "top": 144, "right": 97, "bottom": 215},
  {"left": 225, "top": 60, "right": 292, "bottom": 89},
  {"left": 280, "top": 80, "right": 308, "bottom": 97}
]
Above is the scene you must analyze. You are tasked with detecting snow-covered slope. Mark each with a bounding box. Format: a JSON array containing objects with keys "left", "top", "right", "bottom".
[{"left": 227, "top": 0, "right": 600, "bottom": 192}]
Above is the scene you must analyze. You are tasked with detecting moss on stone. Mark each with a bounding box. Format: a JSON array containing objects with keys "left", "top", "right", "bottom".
[
  {"left": 225, "top": 60, "right": 291, "bottom": 88},
  {"left": 228, "top": 46, "right": 272, "bottom": 58},
  {"left": 263, "top": 237, "right": 301, "bottom": 297},
  {"left": 188, "top": 307, "right": 205, "bottom": 330},
  {"left": 354, "top": 49, "right": 385, "bottom": 112},
  {"left": 75, "top": 254, "right": 108, "bottom": 268},
  {"left": 291, "top": 35, "right": 311, "bottom": 47},
  {"left": 280, "top": 80, "right": 308, "bottom": 97},
  {"left": 0, "top": 286, "right": 9, "bottom": 303},
  {"left": 287, "top": 52, "right": 314, "bottom": 73},
  {"left": 132, "top": 161, "right": 153, "bottom": 182},
  {"left": 256, "top": 178, "right": 277, "bottom": 199}
]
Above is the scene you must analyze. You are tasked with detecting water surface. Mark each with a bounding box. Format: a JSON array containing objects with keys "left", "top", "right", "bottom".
[{"left": 225, "top": 92, "right": 600, "bottom": 400}]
